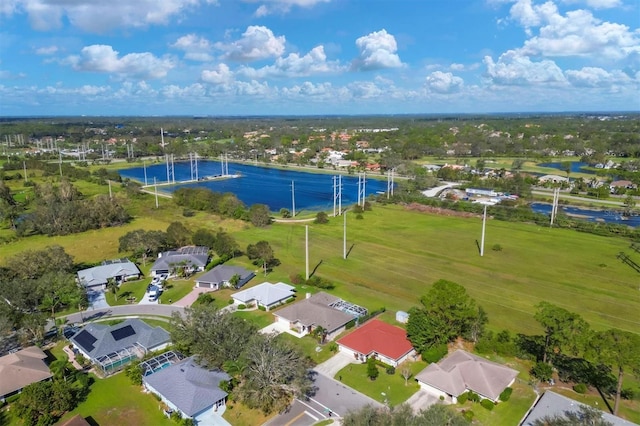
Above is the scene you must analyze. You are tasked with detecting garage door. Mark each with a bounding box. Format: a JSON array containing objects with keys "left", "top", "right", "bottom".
[{"left": 197, "top": 282, "right": 212, "bottom": 288}]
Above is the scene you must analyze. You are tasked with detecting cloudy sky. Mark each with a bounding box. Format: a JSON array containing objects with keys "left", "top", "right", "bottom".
[{"left": 0, "top": 0, "right": 638, "bottom": 116}]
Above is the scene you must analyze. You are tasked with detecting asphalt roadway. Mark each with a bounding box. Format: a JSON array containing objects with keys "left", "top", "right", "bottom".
[{"left": 65, "top": 304, "right": 184, "bottom": 324}]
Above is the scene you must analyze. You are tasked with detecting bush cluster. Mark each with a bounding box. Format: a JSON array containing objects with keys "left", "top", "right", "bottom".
[
  {"left": 499, "top": 387, "right": 513, "bottom": 402},
  {"left": 422, "top": 343, "right": 448, "bottom": 363}
]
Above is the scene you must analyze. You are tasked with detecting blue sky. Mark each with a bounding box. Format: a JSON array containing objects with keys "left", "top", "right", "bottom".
[{"left": 0, "top": 0, "right": 638, "bottom": 116}]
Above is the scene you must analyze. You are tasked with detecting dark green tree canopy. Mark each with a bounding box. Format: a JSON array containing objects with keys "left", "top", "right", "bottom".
[{"left": 406, "top": 279, "right": 482, "bottom": 352}]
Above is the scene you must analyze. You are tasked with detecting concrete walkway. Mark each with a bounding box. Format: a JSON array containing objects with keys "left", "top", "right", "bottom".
[
  {"left": 314, "top": 352, "right": 356, "bottom": 378},
  {"left": 173, "top": 286, "right": 212, "bottom": 307}
]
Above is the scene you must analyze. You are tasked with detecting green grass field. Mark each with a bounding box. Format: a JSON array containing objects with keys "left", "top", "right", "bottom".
[{"left": 232, "top": 204, "right": 639, "bottom": 336}]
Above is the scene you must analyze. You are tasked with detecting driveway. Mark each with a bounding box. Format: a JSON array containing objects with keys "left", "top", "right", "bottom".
[
  {"left": 405, "top": 389, "right": 440, "bottom": 413},
  {"left": 173, "top": 286, "right": 210, "bottom": 307},
  {"left": 314, "top": 352, "right": 356, "bottom": 378},
  {"left": 87, "top": 289, "right": 108, "bottom": 310}
]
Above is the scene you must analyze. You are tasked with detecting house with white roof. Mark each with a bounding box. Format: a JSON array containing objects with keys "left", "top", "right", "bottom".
[{"left": 231, "top": 282, "right": 295, "bottom": 310}]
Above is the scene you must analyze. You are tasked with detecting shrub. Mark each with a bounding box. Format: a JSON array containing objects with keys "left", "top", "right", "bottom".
[
  {"left": 228, "top": 299, "right": 234, "bottom": 305},
  {"left": 492, "top": 244, "right": 502, "bottom": 251},
  {"left": 386, "top": 366, "right": 396, "bottom": 375},
  {"left": 345, "top": 319, "right": 356, "bottom": 329},
  {"left": 621, "top": 388, "right": 635, "bottom": 400},
  {"left": 499, "top": 387, "right": 513, "bottom": 402},
  {"left": 480, "top": 399, "right": 495, "bottom": 411},
  {"left": 237, "top": 304, "right": 246, "bottom": 310},
  {"left": 314, "top": 211, "right": 329, "bottom": 224},
  {"left": 328, "top": 342, "right": 338, "bottom": 352},
  {"left": 290, "top": 273, "right": 305, "bottom": 285},
  {"left": 468, "top": 391, "right": 480, "bottom": 403},
  {"left": 573, "top": 383, "right": 588, "bottom": 394},
  {"left": 463, "top": 410, "right": 474, "bottom": 421},
  {"left": 366, "top": 357, "right": 379, "bottom": 380},
  {"left": 258, "top": 305, "right": 266, "bottom": 311},
  {"left": 182, "top": 209, "right": 195, "bottom": 217},
  {"left": 439, "top": 395, "right": 445, "bottom": 401},
  {"left": 422, "top": 344, "right": 448, "bottom": 363},
  {"left": 530, "top": 361, "right": 553, "bottom": 382},
  {"left": 458, "top": 392, "right": 469, "bottom": 404},
  {"left": 355, "top": 213, "right": 364, "bottom": 220}
]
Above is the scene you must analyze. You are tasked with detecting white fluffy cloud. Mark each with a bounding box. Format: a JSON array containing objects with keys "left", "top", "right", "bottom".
[
  {"left": 35, "top": 45, "right": 58, "bottom": 55},
  {"left": 6, "top": 0, "right": 217, "bottom": 32},
  {"left": 352, "top": 29, "right": 403, "bottom": 71},
  {"left": 565, "top": 66, "right": 635, "bottom": 87},
  {"left": 425, "top": 71, "right": 464, "bottom": 93},
  {"left": 201, "top": 64, "right": 234, "bottom": 85},
  {"left": 245, "top": 0, "right": 330, "bottom": 16},
  {"left": 215, "top": 26, "right": 285, "bottom": 62},
  {"left": 66, "top": 45, "right": 175, "bottom": 79},
  {"left": 484, "top": 50, "right": 566, "bottom": 85},
  {"left": 237, "top": 46, "right": 344, "bottom": 78},
  {"left": 507, "top": 0, "right": 640, "bottom": 60},
  {"left": 170, "top": 34, "right": 213, "bottom": 62}
]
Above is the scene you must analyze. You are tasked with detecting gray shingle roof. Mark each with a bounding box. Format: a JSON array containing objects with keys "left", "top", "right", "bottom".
[
  {"left": 77, "top": 259, "right": 140, "bottom": 287},
  {"left": 195, "top": 265, "right": 255, "bottom": 288},
  {"left": 0, "top": 346, "right": 52, "bottom": 398},
  {"left": 415, "top": 349, "right": 518, "bottom": 401},
  {"left": 151, "top": 247, "right": 209, "bottom": 273},
  {"left": 143, "top": 357, "right": 230, "bottom": 417},
  {"left": 70, "top": 318, "right": 170, "bottom": 359},
  {"left": 521, "top": 391, "right": 638, "bottom": 426},
  {"left": 274, "top": 292, "right": 354, "bottom": 333}
]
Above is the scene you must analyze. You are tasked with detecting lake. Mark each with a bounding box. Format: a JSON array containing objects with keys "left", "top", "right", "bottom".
[
  {"left": 537, "top": 161, "right": 595, "bottom": 175},
  {"left": 119, "top": 161, "right": 390, "bottom": 212},
  {"left": 530, "top": 202, "right": 639, "bottom": 226}
]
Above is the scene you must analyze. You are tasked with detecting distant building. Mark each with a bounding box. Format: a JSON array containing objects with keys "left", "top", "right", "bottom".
[
  {"left": 195, "top": 265, "right": 255, "bottom": 290},
  {"left": 151, "top": 246, "right": 209, "bottom": 277},
  {"left": 77, "top": 259, "right": 141, "bottom": 290}
]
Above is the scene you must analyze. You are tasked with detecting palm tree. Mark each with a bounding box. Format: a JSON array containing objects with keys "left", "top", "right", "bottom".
[{"left": 106, "top": 277, "right": 119, "bottom": 301}]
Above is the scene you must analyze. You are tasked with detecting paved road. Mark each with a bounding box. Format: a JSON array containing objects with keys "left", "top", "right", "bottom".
[
  {"left": 66, "top": 304, "right": 184, "bottom": 324},
  {"left": 532, "top": 190, "right": 625, "bottom": 206}
]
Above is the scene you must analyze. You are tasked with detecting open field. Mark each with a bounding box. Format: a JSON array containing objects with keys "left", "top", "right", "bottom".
[{"left": 233, "top": 204, "right": 640, "bottom": 336}]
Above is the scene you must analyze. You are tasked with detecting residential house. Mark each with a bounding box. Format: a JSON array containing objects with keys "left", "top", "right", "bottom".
[
  {"left": 337, "top": 319, "right": 417, "bottom": 367},
  {"left": 610, "top": 180, "right": 637, "bottom": 194},
  {"left": 195, "top": 265, "right": 255, "bottom": 290},
  {"left": 58, "top": 414, "right": 91, "bottom": 426},
  {"left": 70, "top": 318, "right": 170, "bottom": 375},
  {"left": 77, "top": 259, "right": 141, "bottom": 290},
  {"left": 143, "top": 357, "right": 230, "bottom": 425},
  {"left": 231, "top": 282, "right": 295, "bottom": 310},
  {"left": 150, "top": 246, "right": 209, "bottom": 277},
  {"left": 538, "top": 175, "right": 570, "bottom": 184},
  {"left": 415, "top": 349, "right": 518, "bottom": 403},
  {"left": 273, "top": 292, "right": 358, "bottom": 341},
  {"left": 0, "top": 346, "right": 52, "bottom": 402},
  {"left": 520, "top": 391, "right": 637, "bottom": 426}
]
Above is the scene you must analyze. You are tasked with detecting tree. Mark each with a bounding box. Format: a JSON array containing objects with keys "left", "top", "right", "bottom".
[
  {"left": 342, "top": 403, "right": 468, "bottom": 426},
  {"left": 13, "top": 379, "right": 78, "bottom": 426},
  {"left": 39, "top": 271, "right": 85, "bottom": 319},
  {"left": 280, "top": 208, "right": 291, "bottom": 218},
  {"left": 192, "top": 228, "right": 216, "bottom": 248},
  {"left": 314, "top": 211, "right": 329, "bottom": 224},
  {"left": 406, "top": 279, "right": 479, "bottom": 353},
  {"left": 170, "top": 304, "right": 257, "bottom": 368},
  {"left": 249, "top": 203, "right": 272, "bottom": 227},
  {"left": 587, "top": 329, "right": 640, "bottom": 415},
  {"left": 246, "top": 240, "right": 278, "bottom": 273},
  {"left": 366, "top": 357, "right": 379, "bottom": 381},
  {"left": 118, "top": 229, "right": 168, "bottom": 265},
  {"left": 401, "top": 366, "right": 412, "bottom": 386},
  {"left": 106, "top": 277, "right": 119, "bottom": 301},
  {"left": 532, "top": 405, "right": 613, "bottom": 426},
  {"left": 166, "top": 221, "right": 192, "bottom": 248},
  {"left": 6, "top": 245, "right": 74, "bottom": 280},
  {"left": 212, "top": 229, "right": 239, "bottom": 258},
  {"left": 534, "top": 302, "right": 589, "bottom": 364},
  {"left": 237, "top": 335, "right": 313, "bottom": 414},
  {"left": 530, "top": 361, "right": 554, "bottom": 382},
  {"left": 561, "top": 161, "right": 572, "bottom": 178},
  {"left": 467, "top": 305, "right": 488, "bottom": 343}
]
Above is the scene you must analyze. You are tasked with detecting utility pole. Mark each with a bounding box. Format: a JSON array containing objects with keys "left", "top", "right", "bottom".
[
  {"left": 332, "top": 176, "right": 337, "bottom": 217},
  {"left": 305, "top": 225, "right": 309, "bottom": 280},
  {"left": 550, "top": 187, "right": 559, "bottom": 226},
  {"left": 338, "top": 175, "right": 342, "bottom": 215},
  {"left": 480, "top": 205, "right": 487, "bottom": 257},
  {"left": 108, "top": 180, "right": 113, "bottom": 199},
  {"left": 143, "top": 161, "right": 148, "bottom": 186},
  {"left": 359, "top": 172, "right": 366, "bottom": 207},
  {"left": 58, "top": 151, "right": 63, "bottom": 178},
  {"left": 154, "top": 177, "right": 159, "bottom": 208},
  {"left": 291, "top": 180, "right": 296, "bottom": 217},
  {"left": 343, "top": 209, "right": 347, "bottom": 259},
  {"left": 23, "top": 161, "right": 27, "bottom": 182}
]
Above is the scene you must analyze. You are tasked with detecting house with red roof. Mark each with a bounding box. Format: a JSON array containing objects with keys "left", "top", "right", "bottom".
[{"left": 337, "top": 319, "right": 417, "bottom": 367}]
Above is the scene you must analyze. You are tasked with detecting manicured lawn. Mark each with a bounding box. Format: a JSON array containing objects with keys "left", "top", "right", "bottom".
[
  {"left": 223, "top": 401, "right": 271, "bottom": 426},
  {"left": 106, "top": 278, "right": 150, "bottom": 305},
  {"left": 57, "top": 372, "right": 174, "bottom": 426},
  {"left": 336, "top": 360, "right": 425, "bottom": 407},
  {"left": 158, "top": 278, "right": 195, "bottom": 304},
  {"left": 276, "top": 333, "right": 338, "bottom": 365},
  {"left": 232, "top": 308, "right": 275, "bottom": 329},
  {"left": 455, "top": 381, "right": 536, "bottom": 426}
]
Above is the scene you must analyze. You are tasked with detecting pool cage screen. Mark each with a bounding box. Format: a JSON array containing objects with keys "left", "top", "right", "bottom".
[{"left": 95, "top": 342, "right": 146, "bottom": 375}]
